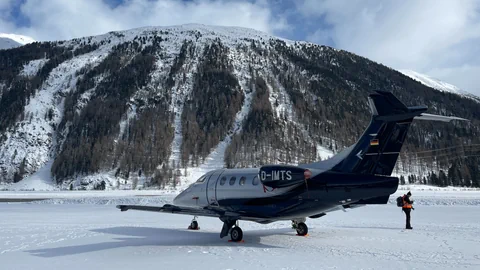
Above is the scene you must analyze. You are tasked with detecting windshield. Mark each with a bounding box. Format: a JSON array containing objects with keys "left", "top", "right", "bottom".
[{"left": 195, "top": 175, "right": 206, "bottom": 183}]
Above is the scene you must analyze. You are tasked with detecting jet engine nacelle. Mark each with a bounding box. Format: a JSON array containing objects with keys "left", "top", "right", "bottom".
[{"left": 259, "top": 165, "right": 311, "bottom": 188}]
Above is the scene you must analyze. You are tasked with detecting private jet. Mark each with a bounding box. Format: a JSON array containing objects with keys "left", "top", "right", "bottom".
[{"left": 117, "top": 90, "right": 467, "bottom": 242}]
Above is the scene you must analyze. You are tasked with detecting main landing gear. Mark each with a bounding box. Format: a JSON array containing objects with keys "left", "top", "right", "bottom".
[
  {"left": 292, "top": 218, "right": 308, "bottom": 236},
  {"left": 188, "top": 216, "right": 243, "bottom": 242},
  {"left": 189, "top": 217, "right": 307, "bottom": 241},
  {"left": 220, "top": 218, "right": 243, "bottom": 242},
  {"left": 230, "top": 226, "right": 243, "bottom": 242}
]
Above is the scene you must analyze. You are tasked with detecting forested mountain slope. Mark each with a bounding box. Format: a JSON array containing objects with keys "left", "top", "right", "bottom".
[{"left": 1, "top": 24, "right": 478, "bottom": 189}]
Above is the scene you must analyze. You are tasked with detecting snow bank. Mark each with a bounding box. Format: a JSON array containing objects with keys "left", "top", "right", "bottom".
[
  {"left": 27, "top": 195, "right": 480, "bottom": 206},
  {"left": 6, "top": 161, "right": 57, "bottom": 191},
  {"left": 392, "top": 186, "right": 480, "bottom": 206},
  {"left": 1, "top": 188, "right": 479, "bottom": 206},
  {"left": 397, "top": 184, "right": 480, "bottom": 191},
  {"left": 28, "top": 196, "right": 172, "bottom": 205},
  {"left": 388, "top": 196, "right": 480, "bottom": 206}
]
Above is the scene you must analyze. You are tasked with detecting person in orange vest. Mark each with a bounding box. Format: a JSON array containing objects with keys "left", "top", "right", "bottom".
[{"left": 402, "top": 191, "right": 414, "bottom": 229}]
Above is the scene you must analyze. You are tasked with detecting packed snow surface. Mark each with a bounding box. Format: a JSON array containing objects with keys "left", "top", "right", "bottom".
[{"left": 1, "top": 190, "right": 480, "bottom": 269}]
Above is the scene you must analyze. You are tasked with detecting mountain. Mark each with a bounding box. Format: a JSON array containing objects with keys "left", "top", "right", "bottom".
[
  {"left": 0, "top": 33, "right": 35, "bottom": 50},
  {"left": 399, "top": 69, "right": 480, "bottom": 102},
  {"left": 1, "top": 24, "right": 479, "bottom": 190}
]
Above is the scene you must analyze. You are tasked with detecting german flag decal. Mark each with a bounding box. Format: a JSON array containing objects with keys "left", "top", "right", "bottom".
[{"left": 370, "top": 139, "right": 379, "bottom": 146}]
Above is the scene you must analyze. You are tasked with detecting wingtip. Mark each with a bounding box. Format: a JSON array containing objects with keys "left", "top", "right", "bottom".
[{"left": 116, "top": 205, "right": 128, "bottom": 211}]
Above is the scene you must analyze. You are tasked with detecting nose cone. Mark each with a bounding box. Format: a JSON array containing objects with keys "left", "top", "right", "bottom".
[
  {"left": 172, "top": 192, "right": 185, "bottom": 206},
  {"left": 173, "top": 188, "right": 192, "bottom": 207}
]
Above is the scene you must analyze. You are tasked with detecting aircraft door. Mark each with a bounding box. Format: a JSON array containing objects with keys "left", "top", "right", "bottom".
[{"left": 206, "top": 170, "right": 224, "bottom": 206}]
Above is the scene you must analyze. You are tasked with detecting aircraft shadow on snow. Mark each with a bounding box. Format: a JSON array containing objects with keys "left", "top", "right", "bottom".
[{"left": 26, "top": 226, "right": 292, "bottom": 258}]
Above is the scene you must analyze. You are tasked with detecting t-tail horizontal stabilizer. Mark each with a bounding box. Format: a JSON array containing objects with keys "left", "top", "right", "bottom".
[
  {"left": 414, "top": 113, "right": 469, "bottom": 122},
  {"left": 331, "top": 90, "right": 469, "bottom": 176}
]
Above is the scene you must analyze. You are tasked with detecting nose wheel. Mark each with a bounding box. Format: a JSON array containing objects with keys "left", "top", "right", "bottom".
[
  {"left": 188, "top": 216, "right": 200, "bottom": 230},
  {"left": 295, "top": 222, "right": 308, "bottom": 236},
  {"left": 292, "top": 219, "right": 308, "bottom": 236}
]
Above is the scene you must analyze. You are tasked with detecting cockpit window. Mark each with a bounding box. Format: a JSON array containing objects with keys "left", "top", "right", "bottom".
[
  {"left": 196, "top": 175, "right": 206, "bottom": 183},
  {"left": 229, "top": 176, "right": 236, "bottom": 185},
  {"left": 252, "top": 175, "right": 259, "bottom": 185},
  {"left": 239, "top": 176, "right": 246, "bottom": 186},
  {"left": 220, "top": 176, "right": 227, "bottom": 185}
]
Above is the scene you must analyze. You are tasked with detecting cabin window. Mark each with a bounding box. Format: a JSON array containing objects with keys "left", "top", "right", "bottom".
[
  {"left": 252, "top": 175, "right": 259, "bottom": 185},
  {"left": 239, "top": 176, "right": 246, "bottom": 186},
  {"left": 220, "top": 176, "right": 227, "bottom": 185},
  {"left": 229, "top": 177, "right": 236, "bottom": 185}
]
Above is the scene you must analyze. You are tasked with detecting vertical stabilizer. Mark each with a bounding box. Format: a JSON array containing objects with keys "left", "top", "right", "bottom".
[
  {"left": 332, "top": 91, "right": 425, "bottom": 175},
  {"left": 303, "top": 91, "right": 467, "bottom": 176}
]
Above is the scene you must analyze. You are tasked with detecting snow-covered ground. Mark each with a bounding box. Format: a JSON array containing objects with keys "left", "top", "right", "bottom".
[
  {"left": 4, "top": 161, "right": 57, "bottom": 191},
  {"left": 1, "top": 190, "right": 480, "bottom": 269}
]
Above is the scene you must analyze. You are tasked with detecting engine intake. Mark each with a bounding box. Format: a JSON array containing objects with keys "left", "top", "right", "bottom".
[{"left": 259, "top": 165, "right": 310, "bottom": 188}]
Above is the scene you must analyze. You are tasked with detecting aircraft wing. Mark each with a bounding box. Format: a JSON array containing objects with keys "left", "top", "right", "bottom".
[
  {"left": 321, "top": 204, "right": 366, "bottom": 214},
  {"left": 116, "top": 204, "right": 223, "bottom": 218},
  {"left": 321, "top": 194, "right": 389, "bottom": 214},
  {"left": 117, "top": 204, "right": 282, "bottom": 223}
]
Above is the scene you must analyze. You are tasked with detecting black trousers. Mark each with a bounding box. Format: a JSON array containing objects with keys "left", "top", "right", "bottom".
[{"left": 403, "top": 208, "right": 412, "bottom": 228}]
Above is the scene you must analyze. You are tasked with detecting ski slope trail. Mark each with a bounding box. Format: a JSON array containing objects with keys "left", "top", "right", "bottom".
[{"left": 1, "top": 201, "right": 479, "bottom": 269}]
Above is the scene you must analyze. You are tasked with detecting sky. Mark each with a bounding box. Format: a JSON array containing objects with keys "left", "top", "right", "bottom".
[{"left": 1, "top": 0, "right": 480, "bottom": 96}]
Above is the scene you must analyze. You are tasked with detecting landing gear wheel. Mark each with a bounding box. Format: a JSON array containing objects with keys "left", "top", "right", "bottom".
[
  {"left": 188, "top": 220, "right": 199, "bottom": 230},
  {"left": 230, "top": 226, "right": 243, "bottom": 242},
  {"left": 296, "top": 222, "right": 308, "bottom": 236}
]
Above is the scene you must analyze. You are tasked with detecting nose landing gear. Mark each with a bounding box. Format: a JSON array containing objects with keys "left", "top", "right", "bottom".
[
  {"left": 292, "top": 218, "right": 308, "bottom": 236},
  {"left": 188, "top": 216, "right": 200, "bottom": 230}
]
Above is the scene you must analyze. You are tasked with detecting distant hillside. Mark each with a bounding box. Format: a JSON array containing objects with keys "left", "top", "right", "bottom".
[
  {"left": 0, "top": 24, "right": 479, "bottom": 190},
  {"left": 399, "top": 69, "right": 480, "bottom": 103},
  {"left": 0, "top": 33, "right": 35, "bottom": 50}
]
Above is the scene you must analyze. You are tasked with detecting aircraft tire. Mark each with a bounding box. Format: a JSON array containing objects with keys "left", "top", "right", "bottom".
[
  {"left": 296, "top": 222, "right": 308, "bottom": 236},
  {"left": 230, "top": 226, "right": 243, "bottom": 242},
  {"left": 190, "top": 220, "right": 199, "bottom": 230}
]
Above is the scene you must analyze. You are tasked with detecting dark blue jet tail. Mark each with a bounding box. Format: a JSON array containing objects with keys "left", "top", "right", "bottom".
[{"left": 331, "top": 91, "right": 427, "bottom": 176}]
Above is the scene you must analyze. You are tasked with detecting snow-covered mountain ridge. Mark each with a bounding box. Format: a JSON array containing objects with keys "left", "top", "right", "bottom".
[
  {"left": 399, "top": 69, "right": 480, "bottom": 102},
  {"left": 0, "top": 33, "right": 35, "bottom": 50},
  {"left": 1, "top": 24, "right": 479, "bottom": 190}
]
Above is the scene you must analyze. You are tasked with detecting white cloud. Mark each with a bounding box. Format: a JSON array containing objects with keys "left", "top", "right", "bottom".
[
  {"left": 298, "top": 0, "right": 480, "bottom": 96},
  {"left": 2, "top": 0, "right": 479, "bottom": 97},
  {"left": 6, "top": 0, "right": 287, "bottom": 41},
  {"left": 0, "top": 0, "right": 13, "bottom": 10},
  {"left": 0, "top": 0, "right": 16, "bottom": 31}
]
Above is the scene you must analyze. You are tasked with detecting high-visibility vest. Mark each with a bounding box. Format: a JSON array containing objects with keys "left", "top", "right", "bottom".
[{"left": 402, "top": 195, "right": 412, "bottom": 209}]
